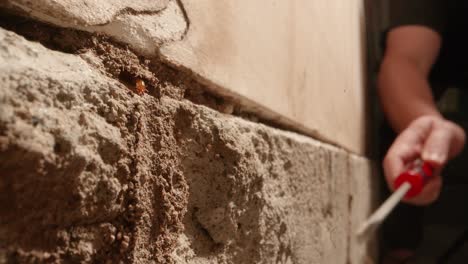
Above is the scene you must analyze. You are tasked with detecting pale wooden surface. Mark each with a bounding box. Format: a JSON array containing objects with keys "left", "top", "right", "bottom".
[{"left": 162, "top": 0, "right": 368, "bottom": 154}]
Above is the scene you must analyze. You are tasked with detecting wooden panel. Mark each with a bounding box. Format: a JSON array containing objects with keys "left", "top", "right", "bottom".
[{"left": 162, "top": 0, "right": 367, "bottom": 154}]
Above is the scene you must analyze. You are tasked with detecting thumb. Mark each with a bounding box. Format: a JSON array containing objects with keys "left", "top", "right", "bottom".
[{"left": 421, "top": 122, "right": 452, "bottom": 169}]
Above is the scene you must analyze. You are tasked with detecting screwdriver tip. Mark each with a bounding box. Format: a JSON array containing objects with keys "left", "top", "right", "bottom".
[
  {"left": 356, "top": 224, "right": 367, "bottom": 237},
  {"left": 355, "top": 221, "right": 376, "bottom": 239}
]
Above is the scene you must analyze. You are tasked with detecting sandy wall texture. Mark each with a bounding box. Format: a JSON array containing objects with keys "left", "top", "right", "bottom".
[{"left": 0, "top": 1, "right": 377, "bottom": 263}]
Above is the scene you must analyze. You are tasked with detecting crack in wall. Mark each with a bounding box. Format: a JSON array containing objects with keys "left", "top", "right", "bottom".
[
  {"left": 92, "top": 6, "right": 171, "bottom": 27},
  {"left": 0, "top": 10, "right": 292, "bottom": 138},
  {"left": 345, "top": 157, "right": 354, "bottom": 264},
  {"left": 3, "top": 0, "right": 188, "bottom": 56},
  {"left": 6, "top": 0, "right": 170, "bottom": 26},
  {"left": 1, "top": 1, "right": 355, "bottom": 155},
  {"left": 174, "top": 0, "right": 190, "bottom": 41}
]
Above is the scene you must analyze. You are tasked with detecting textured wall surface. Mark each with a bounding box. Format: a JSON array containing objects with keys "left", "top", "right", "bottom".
[
  {"left": 1, "top": 0, "right": 368, "bottom": 154},
  {"left": 0, "top": 1, "right": 377, "bottom": 263}
]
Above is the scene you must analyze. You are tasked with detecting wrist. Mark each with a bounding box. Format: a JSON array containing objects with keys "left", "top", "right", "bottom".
[{"left": 391, "top": 109, "right": 442, "bottom": 133}]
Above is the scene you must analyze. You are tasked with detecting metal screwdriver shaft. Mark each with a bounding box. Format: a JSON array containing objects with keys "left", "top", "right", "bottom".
[
  {"left": 356, "top": 182, "right": 411, "bottom": 237},
  {"left": 356, "top": 160, "right": 434, "bottom": 238}
]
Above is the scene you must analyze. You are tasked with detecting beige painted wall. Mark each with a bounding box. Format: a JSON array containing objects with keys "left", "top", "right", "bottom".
[{"left": 162, "top": 0, "right": 368, "bottom": 154}]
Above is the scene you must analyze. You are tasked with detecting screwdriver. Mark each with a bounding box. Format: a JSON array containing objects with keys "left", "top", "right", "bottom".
[{"left": 356, "top": 160, "right": 434, "bottom": 237}]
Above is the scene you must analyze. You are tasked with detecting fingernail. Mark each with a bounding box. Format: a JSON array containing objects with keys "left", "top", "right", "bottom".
[{"left": 424, "top": 152, "right": 444, "bottom": 163}]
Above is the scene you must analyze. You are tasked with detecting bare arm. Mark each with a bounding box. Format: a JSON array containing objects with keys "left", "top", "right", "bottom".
[
  {"left": 378, "top": 26, "right": 465, "bottom": 205},
  {"left": 378, "top": 25, "right": 442, "bottom": 132}
]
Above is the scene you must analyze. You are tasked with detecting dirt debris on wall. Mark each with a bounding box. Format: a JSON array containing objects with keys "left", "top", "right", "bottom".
[{"left": 0, "top": 5, "right": 377, "bottom": 264}]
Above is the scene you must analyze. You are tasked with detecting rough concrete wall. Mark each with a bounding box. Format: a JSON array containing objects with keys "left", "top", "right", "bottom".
[
  {"left": 1, "top": 0, "right": 369, "bottom": 154},
  {"left": 0, "top": 1, "right": 377, "bottom": 264}
]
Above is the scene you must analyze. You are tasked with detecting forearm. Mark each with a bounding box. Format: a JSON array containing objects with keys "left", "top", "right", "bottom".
[{"left": 378, "top": 55, "right": 442, "bottom": 133}]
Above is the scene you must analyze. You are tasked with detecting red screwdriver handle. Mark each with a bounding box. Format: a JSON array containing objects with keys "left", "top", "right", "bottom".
[{"left": 393, "top": 160, "right": 434, "bottom": 198}]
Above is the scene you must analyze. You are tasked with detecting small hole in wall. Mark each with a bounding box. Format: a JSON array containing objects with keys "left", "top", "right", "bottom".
[
  {"left": 283, "top": 160, "right": 293, "bottom": 170},
  {"left": 53, "top": 138, "right": 72, "bottom": 154},
  {"left": 118, "top": 70, "right": 134, "bottom": 87},
  {"left": 85, "top": 162, "right": 97, "bottom": 172}
]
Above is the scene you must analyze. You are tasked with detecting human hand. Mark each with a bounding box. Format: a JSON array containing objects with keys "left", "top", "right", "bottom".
[{"left": 383, "top": 115, "right": 466, "bottom": 205}]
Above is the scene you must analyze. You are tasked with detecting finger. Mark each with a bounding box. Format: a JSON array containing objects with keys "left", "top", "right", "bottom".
[
  {"left": 403, "top": 174, "right": 442, "bottom": 205},
  {"left": 383, "top": 122, "right": 428, "bottom": 185},
  {"left": 448, "top": 123, "right": 466, "bottom": 158},
  {"left": 383, "top": 144, "right": 421, "bottom": 191},
  {"left": 383, "top": 154, "right": 404, "bottom": 191},
  {"left": 383, "top": 117, "right": 437, "bottom": 192},
  {"left": 422, "top": 123, "right": 452, "bottom": 168},
  {"left": 392, "top": 117, "right": 433, "bottom": 149}
]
